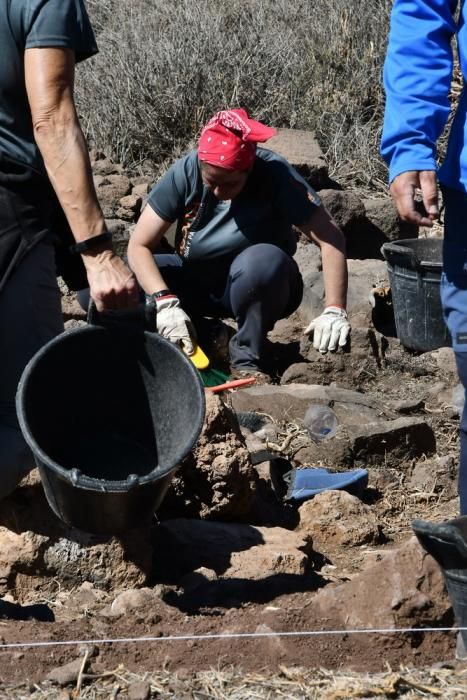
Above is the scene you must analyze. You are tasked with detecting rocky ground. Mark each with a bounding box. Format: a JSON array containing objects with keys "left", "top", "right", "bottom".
[{"left": 1, "top": 131, "right": 465, "bottom": 697}]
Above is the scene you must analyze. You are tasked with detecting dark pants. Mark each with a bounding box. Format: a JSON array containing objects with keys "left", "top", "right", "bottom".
[
  {"left": 440, "top": 185, "right": 467, "bottom": 514},
  {"left": 157, "top": 244, "right": 303, "bottom": 369}
]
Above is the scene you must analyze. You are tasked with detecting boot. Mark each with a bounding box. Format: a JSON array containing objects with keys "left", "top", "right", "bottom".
[{"left": 412, "top": 516, "right": 467, "bottom": 660}]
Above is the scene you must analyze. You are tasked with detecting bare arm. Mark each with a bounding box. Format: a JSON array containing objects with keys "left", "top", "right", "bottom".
[
  {"left": 298, "top": 204, "right": 348, "bottom": 309},
  {"left": 24, "top": 47, "right": 137, "bottom": 311},
  {"left": 127, "top": 205, "right": 173, "bottom": 294}
]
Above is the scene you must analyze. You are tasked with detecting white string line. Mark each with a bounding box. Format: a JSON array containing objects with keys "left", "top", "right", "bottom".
[{"left": 0, "top": 627, "right": 465, "bottom": 651}]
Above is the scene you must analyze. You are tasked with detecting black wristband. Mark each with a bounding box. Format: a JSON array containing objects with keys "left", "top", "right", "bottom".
[
  {"left": 69, "top": 231, "right": 112, "bottom": 255},
  {"left": 146, "top": 289, "right": 173, "bottom": 301}
]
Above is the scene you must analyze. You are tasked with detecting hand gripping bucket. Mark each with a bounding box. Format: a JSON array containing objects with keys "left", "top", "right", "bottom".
[
  {"left": 16, "top": 309, "right": 205, "bottom": 534},
  {"left": 381, "top": 238, "right": 450, "bottom": 352}
]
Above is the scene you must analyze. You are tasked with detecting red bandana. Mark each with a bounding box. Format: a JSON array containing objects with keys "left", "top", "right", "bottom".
[{"left": 198, "top": 108, "right": 277, "bottom": 171}]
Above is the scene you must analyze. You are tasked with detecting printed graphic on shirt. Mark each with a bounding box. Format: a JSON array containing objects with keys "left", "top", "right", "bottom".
[
  {"left": 307, "top": 189, "right": 322, "bottom": 206},
  {"left": 177, "top": 201, "right": 201, "bottom": 258}
]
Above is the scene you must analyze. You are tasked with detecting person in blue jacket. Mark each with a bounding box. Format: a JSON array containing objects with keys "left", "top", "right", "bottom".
[{"left": 381, "top": 0, "right": 467, "bottom": 516}]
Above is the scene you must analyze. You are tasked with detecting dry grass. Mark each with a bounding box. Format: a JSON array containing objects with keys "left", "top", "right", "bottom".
[
  {"left": 2, "top": 665, "right": 467, "bottom": 698},
  {"left": 77, "top": 0, "right": 393, "bottom": 190}
]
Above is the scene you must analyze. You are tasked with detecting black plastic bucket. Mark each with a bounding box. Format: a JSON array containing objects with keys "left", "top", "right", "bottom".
[
  {"left": 381, "top": 238, "right": 450, "bottom": 352},
  {"left": 16, "top": 312, "right": 205, "bottom": 534},
  {"left": 412, "top": 517, "right": 467, "bottom": 655}
]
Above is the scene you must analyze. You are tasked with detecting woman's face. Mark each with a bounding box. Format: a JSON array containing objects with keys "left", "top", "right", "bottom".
[{"left": 200, "top": 162, "right": 250, "bottom": 201}]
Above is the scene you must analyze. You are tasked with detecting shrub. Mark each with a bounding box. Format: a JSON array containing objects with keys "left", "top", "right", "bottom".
[{"left": 78, "top": 0, "right": 392, "bottom": 190}]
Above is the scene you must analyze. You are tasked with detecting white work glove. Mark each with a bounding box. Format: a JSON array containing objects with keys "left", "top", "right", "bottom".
[
  {"left": 154, "top": 295, "right": 195, "bottom": 355},
  {"left": 304, "top": 306, "right": 351, "bottom": 353}
]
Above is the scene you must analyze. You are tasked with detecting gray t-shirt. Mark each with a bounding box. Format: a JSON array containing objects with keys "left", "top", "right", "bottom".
[
  {"left": 148, "top": 148, "right": 321, "bottom": 273},
  {"left": 0, "top": 0, "right": 97, "bottom": 176}
]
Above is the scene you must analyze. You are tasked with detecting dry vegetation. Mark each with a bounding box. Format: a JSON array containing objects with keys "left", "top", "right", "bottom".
[
  {"left": 78, "top": 0, "right": 392, "bottom": 190},
  {"left": 2, "top": 665, "right": 467, "bottom": 699}
]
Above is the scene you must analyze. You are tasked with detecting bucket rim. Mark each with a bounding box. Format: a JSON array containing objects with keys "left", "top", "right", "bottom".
[
  {"left": 381, "top": 239, "right": 443, "bottom": 270},
  {"left": 16, "top": 324, "right": 206, "bottom": 491}
]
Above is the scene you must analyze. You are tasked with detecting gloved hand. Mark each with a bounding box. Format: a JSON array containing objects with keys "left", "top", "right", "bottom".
[
  {"left": 304, "top": 306, "right": 350, "bottom": 353},
  {"left": 155, "top": 295, "right": 195, "bottom": 355}
]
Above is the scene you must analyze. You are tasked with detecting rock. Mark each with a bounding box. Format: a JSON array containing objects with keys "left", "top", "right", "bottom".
[
  {"left": 230, "top": 383, "right": 386, "bottom": 426},
  {"left": 115, "top": 206, "right": 138, "bottom": 222},
  {"left": 132, "top": 182, "right": 150, "bottom": 197},
  {"left": 119, "top": 194, "right": 142, "bottom": 213},
  {"left": 70, "top": 582, "right": 108, "bottom": 611},
  {"left": 160, "top": 393, "right": 260, "bottom": 521},
  {"left": 228, "top": 541, "right": 307, "bottom": 578},
  {"left": 128, "top": 681, "right": 151, "bottom": 700},
  {"left": 298, "top": 490, "right": 381, "bottom": 551},
  {"left": 111, "top": 587, "right": 157, "bottom": 615},
  {"left": 95, "top": 174, "right": 132, "bottom": 211},
  {"left": 0, "top": 529, "right": 47, "bottom": 581},
  {"left": 293, "top": 241, "right": 322, "bottom": 279},
  {"left": 46, "top": 657, "right": 89, "bottom": 686},
  {"left": 254, "top": 424, "right": 279, "bottom": 442},
  {"left": 319, "top": 189, "right": 367, "bottom": 258},
  {"left": 0, "top": 482, "right": 153, "bottom": 593},
  {"left": 89, "top": 148, "right": 106, "bottom": 162},
  {"left": 298, "top": 258, "right": 388, "bottom": 328},
  {"left": 91, "top": 158, "right": 123, "bottom": 176},
  {"left": 42, "top": 529, "right": 152, "bottom": 590},
  {"left": 362, "top": 197, "right": 418, "bottom": 249},
  {"left": 348, "top": 417, "right": 436, "bottom": 468},
  {"left": 180, "top": 567, "right": 218, "bottom": 592},
  {"left": 408, "top": 455, "right": 457, "bottom": 499},
  {"left": 426, "top": 346, "right": 458, "bottom": 380},
  {"left": 311, "top": 537, "right": 450, "bottom": 628},
  {"left": 153, "top": 519, "right": 310, "bottom": 580},
  {"left": 262, "top": 129, "right": 332, "bottom": 189},
  {"left": 389, "top": 398, "right": 425, "bottom": 414}
]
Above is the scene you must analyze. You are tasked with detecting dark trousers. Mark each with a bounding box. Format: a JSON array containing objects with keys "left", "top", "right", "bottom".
[
  {"left": 441, "top": 185, "right": 467, "bottom": 514},
  {"left": 157, "top": 243, "right": 303, "bottom": 369}
]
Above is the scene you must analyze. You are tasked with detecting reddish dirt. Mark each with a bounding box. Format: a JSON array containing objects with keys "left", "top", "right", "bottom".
[{"left": 0, "top": 593, "right": 455, "bottom": 684}]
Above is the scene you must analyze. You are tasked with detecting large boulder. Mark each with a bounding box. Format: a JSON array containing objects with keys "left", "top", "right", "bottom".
[
  {"left": 311, "top": 537, "right": 450, "bottom": 629},
  {"left": 319, "top": 190, "right": 418, "bottom": 259},
  {"left": 298, "top": 490, "right": 381, "bottom": 552},
  {"left": 230, "top": 383, "right": 388, "bottom": 426},
  {"left": 159, "top": 393, "right": 260, "bottom": 521},
  {"left": 362, "top": 197, "right": 418, "bottom": 247},
  {"left": 298, "top": 258, "right": 388, "bottom": 329},
  {"left": 0, "top": 482, "right": 152, "bottom": 596},
  {"left": 262, "top": 129, "right": 334, "bottom": 190},
  {"left": 153, "top": 518, "right": 311, "bottom": 580}
]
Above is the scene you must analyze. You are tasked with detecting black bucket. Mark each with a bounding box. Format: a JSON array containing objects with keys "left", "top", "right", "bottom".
[
  {"left": 412, "top": 517, "right": 467, "bottom": 656},
  {"left": 16, "top": 310, "right": 205, "bottom": 534},
  {"left": 381, "top": 238, "right": 450, "bottom": 352}
]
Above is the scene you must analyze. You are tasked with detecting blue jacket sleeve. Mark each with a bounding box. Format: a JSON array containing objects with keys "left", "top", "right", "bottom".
[{"left": 381, "top": 0, "right": 458, "bottom": 182}]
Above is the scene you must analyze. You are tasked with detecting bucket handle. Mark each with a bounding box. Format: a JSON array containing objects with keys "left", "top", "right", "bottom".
[{"left": 87, "top": 300, "right": 156, "bottom": 333}]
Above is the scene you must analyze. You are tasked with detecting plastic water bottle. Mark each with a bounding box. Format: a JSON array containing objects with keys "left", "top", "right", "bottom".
[{"left": 303, "top": 404, "right": 339, "bottom": 441}]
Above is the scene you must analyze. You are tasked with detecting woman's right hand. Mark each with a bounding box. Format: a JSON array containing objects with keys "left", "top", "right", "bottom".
[{"left": 154, "top": 294, "right": 195, "bottom": 355}]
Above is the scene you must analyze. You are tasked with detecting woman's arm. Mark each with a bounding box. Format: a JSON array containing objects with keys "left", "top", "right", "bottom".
[
  {"left": 25, "top": 47, "right": 137, "bottom": 311},
  {"left": 298, "top": 205, "right": 348, "bottom": 309},
  {"left": 127, "top": 205, "right": 173, "bottom": 294}
]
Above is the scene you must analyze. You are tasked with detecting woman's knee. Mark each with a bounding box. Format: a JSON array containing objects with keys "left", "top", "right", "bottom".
[{"left": 231, "top": 244, "right": 292, "bottom": 284}]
